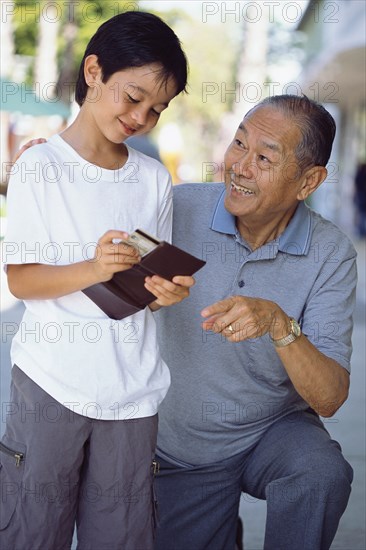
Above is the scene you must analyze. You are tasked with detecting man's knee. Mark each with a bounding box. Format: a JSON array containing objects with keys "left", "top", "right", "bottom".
[
  {"left": 274, "top": 446, "right": 353, "bottom": 508},
  {"left": 310, "top": 450, "right": 353, "bottom": 505}
]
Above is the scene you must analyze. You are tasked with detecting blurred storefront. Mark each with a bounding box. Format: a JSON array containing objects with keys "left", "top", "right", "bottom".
[
  {"left": 297, "top": 0, "right": 366, "bottom": 235},
  {"left": 0, "top": 79, "right": 70, "bottom": 192}
]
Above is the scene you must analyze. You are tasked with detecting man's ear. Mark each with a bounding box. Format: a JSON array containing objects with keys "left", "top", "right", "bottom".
[
  {"left": 297, "top": 166, "right": 328, "bottom": 201},
  {"left": 84, "top": 54, "right": 102, "bottom": 87}
]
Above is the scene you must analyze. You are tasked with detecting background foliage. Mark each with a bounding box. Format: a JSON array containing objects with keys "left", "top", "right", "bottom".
[{"left": 12, "top": 0, "right": 239, "bottom": 174}]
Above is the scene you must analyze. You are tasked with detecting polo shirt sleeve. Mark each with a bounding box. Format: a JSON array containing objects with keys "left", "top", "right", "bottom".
[
  {"left": 301, "top": 244, "right": 357, "bottom": 372},
  {"left": 2, "top": 146, "right": 54, "bottom": 266}
]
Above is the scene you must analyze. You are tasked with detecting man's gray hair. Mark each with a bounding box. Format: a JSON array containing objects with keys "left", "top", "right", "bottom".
[{"left": 247, "top": 95, "right": 336, "bottom": 171}]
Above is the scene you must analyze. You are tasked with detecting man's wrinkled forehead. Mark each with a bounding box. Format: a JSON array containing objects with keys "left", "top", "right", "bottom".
[
  {"left": 237, "top": 120, "right": 283, "bottom": 156},
  {"left": 237, "top": 105, "right": 300, "bottom": 155}
]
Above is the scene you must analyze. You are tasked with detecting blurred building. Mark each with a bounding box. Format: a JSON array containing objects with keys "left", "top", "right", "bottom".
[
  {"left": 297, "top": 0, "right": 366, "bottom": 234},
  {"left": 0, "top": 2, "right": 70, "bottom": 189}
]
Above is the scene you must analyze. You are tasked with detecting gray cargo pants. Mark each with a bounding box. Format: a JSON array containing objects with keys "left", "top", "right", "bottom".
[{"left": 0, "top": 365, "right": 158, "bottom": 550}]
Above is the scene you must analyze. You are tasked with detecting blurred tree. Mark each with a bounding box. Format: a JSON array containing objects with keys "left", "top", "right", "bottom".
[
  {"left": 12, "top": 0, "right": 139, "bottom": 101},
  {"left": 34, "top": 1, "right": 60, "bottom": 99},
  {"left": 55, "top": 0, "right": 81, "bottom": 104},
  {"left": 10, "top": 1, "right": 303, "bottom": 180},
  {"left": 57, "top": 0, "right": 138, "bottom": 103},
  {"left": 266, "top": 19, "right": 305, "bottom": 67},
  {"left": 147, "top": 8, "right": 240, "bottom": 180},
  {"left": 151, "top": 7, "right": 304, "bottom": 182},
  {"left": 13, "top": 0, "right": 38, "bottom": 57},
  {"left": 0, "top": 0, "right": 16, "bottom": 78}
]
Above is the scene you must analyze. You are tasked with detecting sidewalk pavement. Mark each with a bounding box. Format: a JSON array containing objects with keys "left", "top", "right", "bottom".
[{"left": 1, "top": 239, "right": 365, "bottom": 549}]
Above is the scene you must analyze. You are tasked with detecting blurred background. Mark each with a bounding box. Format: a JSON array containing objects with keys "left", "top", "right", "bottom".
[
  {"left": 1, "top": 0, "right": 365, "bottom": 236},
  {"left": 0, "top": 1, "right": 365, "bottom": 548}
]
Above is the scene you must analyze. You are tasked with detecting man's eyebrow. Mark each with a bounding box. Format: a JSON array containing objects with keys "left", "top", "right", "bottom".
[
  {"left": 260, "top": 140, "right": 281, "bottom": 153},
  {"left": 238, "top": 122, "right": 281, "bottom": 153}
]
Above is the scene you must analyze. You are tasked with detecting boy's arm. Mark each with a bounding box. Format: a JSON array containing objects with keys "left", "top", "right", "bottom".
[
  {"left": 7, "top": 230, "right": 140, "bottom": 300},
  {"left": 9, "top": 142, "right": 193, "bottom": 306},
  {"left": 7, "top": 262, "right": 98, "bottom": 300}
]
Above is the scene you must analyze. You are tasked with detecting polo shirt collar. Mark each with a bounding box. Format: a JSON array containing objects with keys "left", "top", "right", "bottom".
[
  {"left": 279, "top": 200, "right": 312, "bottom": 255},
  {"left": 210, "top": 188, "right": 236, "bottom": 235},
  {"left": 210, "top": 187, "right": 312, "bottom": 256}
]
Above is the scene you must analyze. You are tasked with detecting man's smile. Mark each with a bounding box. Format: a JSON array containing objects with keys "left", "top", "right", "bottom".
[{"left": 230, "top": 177, "right": 255, "bottom": 196}]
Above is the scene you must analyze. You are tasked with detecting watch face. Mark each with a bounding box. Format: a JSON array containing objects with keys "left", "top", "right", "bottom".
[{"left": 291, "top": 319, "right": 301, "bottom": 337}]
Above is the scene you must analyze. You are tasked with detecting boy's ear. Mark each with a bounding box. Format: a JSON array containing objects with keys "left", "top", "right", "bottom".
[
  {"left": 297, "top": 166, "right": 328, "bottom": 201},
  {"left": 84, "top": 54, "right": 102, "bottom": 86}
]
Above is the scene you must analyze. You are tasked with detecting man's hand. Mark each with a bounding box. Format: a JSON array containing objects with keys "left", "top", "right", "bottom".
[
  {"left": 91, "top": 230, "right": 141, "bottom": 282},
  {"left": 201, "top": 295, "right": 290, "bottom": 342},
  {"left": 13, "top": 138, "right": 47, "bottom": 163},
  {"left": 201, "top": 295, "right": 350, "bottom": 416},
  {"left": 145, "top": 275, "right": 195, "bottom": 309}
]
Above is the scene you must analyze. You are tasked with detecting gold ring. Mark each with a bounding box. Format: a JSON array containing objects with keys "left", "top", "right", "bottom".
[{"left": 228, "top": 324, "right": 234, "bottom": 333}]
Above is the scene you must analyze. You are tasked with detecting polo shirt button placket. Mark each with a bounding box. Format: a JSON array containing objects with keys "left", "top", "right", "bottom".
[{"left": 238, "top": 280, "right": 245, "bottom": 288}]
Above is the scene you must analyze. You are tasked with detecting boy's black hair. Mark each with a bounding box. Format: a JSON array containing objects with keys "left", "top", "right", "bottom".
[{"left": 75, "top": 11, "right": 188, "bottom": 106}]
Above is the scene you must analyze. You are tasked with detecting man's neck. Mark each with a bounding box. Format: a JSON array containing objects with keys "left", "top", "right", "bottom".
[{"left": 236, "top": 206, "right": 298, "bottom": 250}]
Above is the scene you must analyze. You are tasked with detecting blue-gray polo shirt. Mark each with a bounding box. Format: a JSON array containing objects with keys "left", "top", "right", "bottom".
[{"left": 156, "top": 183, "right": 357, "bottom": 465}]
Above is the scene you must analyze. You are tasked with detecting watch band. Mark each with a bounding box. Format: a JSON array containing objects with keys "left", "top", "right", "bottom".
[{"left": 271, "top": 318, "right": 301, "bottom": 348}]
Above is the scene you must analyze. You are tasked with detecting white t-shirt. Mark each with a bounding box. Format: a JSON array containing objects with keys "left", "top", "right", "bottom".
[{"left": 3, "top": 134, "right": 172, "bottom": 420}]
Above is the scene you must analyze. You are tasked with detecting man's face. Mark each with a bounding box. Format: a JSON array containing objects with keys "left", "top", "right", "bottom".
[
  {"left": 85, "top": 61, "right": 177, "bottom": 143},
  {"left": 224, "top": 106, "right": 305, "bottom": 225}
]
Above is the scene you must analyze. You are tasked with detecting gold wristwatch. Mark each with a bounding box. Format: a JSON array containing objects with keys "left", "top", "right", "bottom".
[{"left": 271, "top": 318, "right": 301, "bottom": 348}]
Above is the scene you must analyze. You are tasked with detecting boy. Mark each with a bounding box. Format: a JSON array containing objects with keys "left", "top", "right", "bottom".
[{"left": 1, "top": 11, "right": 192, "bottom": 549}]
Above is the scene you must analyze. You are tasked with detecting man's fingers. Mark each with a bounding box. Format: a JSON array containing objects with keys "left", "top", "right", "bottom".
[
  {"left": 201, "top": 313, "right": 223, "bottom": 330},
  {"left": 12, "top": 138, "right": 47, "bottom": 163},
  {"left": 30, "top": 138, "right": 47, "bottom": 145},
  {"left": 201, "top": 298, "right": 233, "bottom": 318},
  {"left": 202, "top": 315, "right": 239, "bottom": 334}
]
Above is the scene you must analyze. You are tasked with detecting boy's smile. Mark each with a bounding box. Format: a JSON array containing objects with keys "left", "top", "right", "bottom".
[{"left": 83, "top": 60, "right": 178, "bottom": 145}]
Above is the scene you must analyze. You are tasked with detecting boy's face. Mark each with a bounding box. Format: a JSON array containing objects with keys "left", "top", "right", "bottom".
[{"left": 84, "top": 58, "right": 178, "bottom": 143}]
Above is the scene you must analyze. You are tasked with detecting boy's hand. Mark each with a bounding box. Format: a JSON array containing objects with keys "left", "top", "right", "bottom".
[
  {"left": 145, "top": 275, "right": 195, "bottom": 309},
  {"left": 91, "top": 230, "right": 141, "bottom": 282},
  {"left": 13, "top": 138, "right": 47, "bottom": 163}
]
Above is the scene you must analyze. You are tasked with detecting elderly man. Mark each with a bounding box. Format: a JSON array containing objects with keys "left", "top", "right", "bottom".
[{"left": 154, "top": 95, "right": 356, "bottom": 550}]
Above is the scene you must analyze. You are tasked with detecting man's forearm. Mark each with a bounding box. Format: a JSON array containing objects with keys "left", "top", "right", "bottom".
[
  {"left": 201, "top": 295, "right": 351, "bottom": 418},
  {"left": 276, "top": 335, "right": 350, "bottom": 417}
]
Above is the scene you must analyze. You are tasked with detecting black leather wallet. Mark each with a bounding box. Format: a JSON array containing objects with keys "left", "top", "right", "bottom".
[{"left": 82, "top": 237, "right": 206, "bottom": 320}]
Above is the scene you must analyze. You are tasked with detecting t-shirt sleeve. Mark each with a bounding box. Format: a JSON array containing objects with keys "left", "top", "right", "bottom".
[
  {"left": 2, "top": 149, "right": 56, "bottom": 266},
  {"left": 301, "top": 246, "right": 357, "bottom": 372}
]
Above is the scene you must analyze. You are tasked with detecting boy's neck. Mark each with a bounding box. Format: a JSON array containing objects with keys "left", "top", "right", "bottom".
[{"left": 61, "top": 112, "right": 129, "bottom": 170}]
